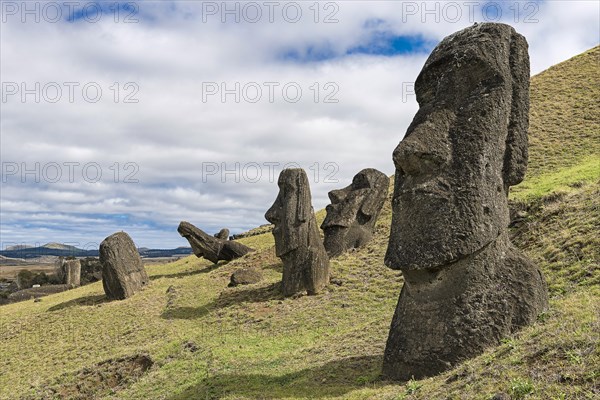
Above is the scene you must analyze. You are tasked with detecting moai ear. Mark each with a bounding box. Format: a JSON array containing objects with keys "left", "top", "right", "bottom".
[
  {"left": 360, "top": 174, "right": 388, "bottom": 217},
  {"left": 360, "top": 196, "right": 378, "bottom": 218},
  {"left": 296, "top": 171, "right": 310, "bottom": 224},
  {"left": 503, "top": 31, "right": 530, "bottom": 187}
]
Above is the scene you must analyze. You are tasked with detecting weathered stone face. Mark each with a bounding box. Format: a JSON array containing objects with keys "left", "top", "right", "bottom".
[
  {"left": 178, "top": 222, "right": 252, "bottom": 264},
  {"left": 386, "top": 23, "right": 531, "bottom": 271},
  {"left": 99, "top": 232, "right": 148, "bottom": 300},
  {"left": 265, "top": 169, "right": 329, "bottom": 296},
  {"left": 265, "top": 169, "right": 310, "bottom": 258},
  {"left": 322, "top": 168, "right": 389, "bottom": 257},
  {"left": 383, "top": 23, "right": 548, "bottom": 381}
]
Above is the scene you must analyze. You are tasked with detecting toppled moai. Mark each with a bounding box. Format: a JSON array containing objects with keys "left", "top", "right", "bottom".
[
  {"left": 178, "top": 222, "right": 253, "bottom": 264},
  {"left": 60, "top": 259, "right": 81, "bottom": 286},
  {"left": 383, "top": 23, "right": 548, "bottom": 380},
  {"left": 100, "top": 231, "right": 149, "bottom": 300},
  {"left": 321, "top": 168, "right": 389, "bottom": 257},
  {"left": 265, "top": 168, "right": 329, "bottom": 296}
]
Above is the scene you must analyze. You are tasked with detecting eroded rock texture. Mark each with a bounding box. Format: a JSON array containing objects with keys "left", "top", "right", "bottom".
[
  {"left": 214, "top": 228, "right": 230, "bottom": 240},
  {"left": 60, "top": 259, "right": 81, "bottom": 286},
  {"left": 229, "top": 268, "right": 263, "bottom": 287},
  {"left": 321, "top": 168, "right": 389, "bottom": 257},
  {"left": 383, "top": 23, "right": 548, "bottom": 380},
  {"left": 265, "top": 169, "right": 329, "bottom": 296},
  {"left": 100, "top": 232, "right": 149, "bottom": 300},
  {"left": 178, "top": 222, "right": 253, "bottom": 264}
]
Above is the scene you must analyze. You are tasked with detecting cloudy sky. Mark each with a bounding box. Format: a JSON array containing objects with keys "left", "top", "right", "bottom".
[{"left": 1, "top": 0, "right": 598, "bottom": 249}]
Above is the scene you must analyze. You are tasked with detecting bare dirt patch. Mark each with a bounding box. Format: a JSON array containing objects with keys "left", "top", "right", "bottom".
[{"left": 22, "top": 354, "right": 154, "bottom": 400}]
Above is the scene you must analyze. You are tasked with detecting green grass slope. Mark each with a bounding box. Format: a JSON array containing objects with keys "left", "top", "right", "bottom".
[{"left": 1, "top": 47, "right": 598, "bottom": 400}]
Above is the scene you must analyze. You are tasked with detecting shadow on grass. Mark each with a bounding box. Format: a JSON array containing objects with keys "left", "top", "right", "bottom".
[
  {"left": 161, "top": 306, "right": 211, "bottom": 320},
  {"left": 150, "top": 263, "right": 222, "bottom": 281},
  {"left": 167, "top": 355, "right": 386, "bottom": 399},
  {"left": 263, "top": 261, "right": 283, "bottom": 273},
  {"left": 161, "top": 282, "right": 283, "bottom": 320},
  {"left": 47, "top": 294, "right": 108, "bottom": 311}
]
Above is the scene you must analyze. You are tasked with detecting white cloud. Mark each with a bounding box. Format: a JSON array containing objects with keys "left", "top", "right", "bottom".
[{"left": 1, "top": 0, "right": 598, "bottom": 248}]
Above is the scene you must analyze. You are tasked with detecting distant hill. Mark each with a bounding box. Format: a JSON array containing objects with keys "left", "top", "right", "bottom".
[
  {"left": 41, "top": 242, "right": 80, "bottom": 251},
  {"left": 4, "top": 244, "right": 35, "bottom": 251},
  {"left": 1, "top": 47, "right": 598, "bottom": 400},
  {"left": 0, "top": 244, "right": 97, "bottom": 259},
  {"left": 0, "top": 244, "right": 193, "bottom": 259}
]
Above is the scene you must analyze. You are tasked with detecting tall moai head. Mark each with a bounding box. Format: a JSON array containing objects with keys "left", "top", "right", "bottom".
[
  {"left": 321, "top": 168, "right": 389, "bottom": 257},
  {"left": 385, "top": 22, "right": 530, "bottom": 272},
  {"left": 265, "top": 168, "right": 313, "bottom": 258},
  {"left": 265, "top": 168, "right": 329, "bottom": 296},
  {"left": 382, "top": 23, "right": 547, "bottom": 381}
]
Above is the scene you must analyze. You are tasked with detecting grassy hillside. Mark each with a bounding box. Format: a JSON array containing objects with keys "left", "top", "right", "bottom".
[
  {"left": 1, "top": 47, "right": 598, "bottom": 400},
  {"left": 525, "top": 46, "right": 599, "bottom": 180}
]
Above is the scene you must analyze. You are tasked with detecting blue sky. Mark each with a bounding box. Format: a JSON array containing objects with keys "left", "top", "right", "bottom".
[
  {"left": 280, "top": 34, "right": 435, "bottom": 62},
  {"left": 1, "top": 1, "right": 599, "bottom": 248}
]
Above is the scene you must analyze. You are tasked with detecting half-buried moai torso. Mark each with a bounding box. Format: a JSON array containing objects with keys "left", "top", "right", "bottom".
[
  {"left": 265, "top": 169, "right": 329, "bottom": 297},
  {"left": 382, "top": 23, "right": 548, "bottom": 381},
  {"left": 321, "top": 168, "right": 389, "bottom": 257}
]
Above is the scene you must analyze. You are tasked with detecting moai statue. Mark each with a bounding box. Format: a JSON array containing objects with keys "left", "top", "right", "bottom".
[
  {"left": 100, "top": 231, "right": 149, "bottom": 300},
  {"left": 383, "top": 23, "right": 548, "bottom": 380},
  {"left": 178, "top": 222, "right": 253, "bottom": 264},
  {"left": 60, "top": 259, "right": 81, "bottom": 286},
  {"left": 321, "top": 168, "right": 389, "bottom": 257},
  {"left": 265, "top": 168, "right": 329, "bottom": 296}
]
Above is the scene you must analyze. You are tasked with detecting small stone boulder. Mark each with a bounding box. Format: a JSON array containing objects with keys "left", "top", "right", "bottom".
[
  {"left": 99, "top": 232, "right": 149, "bottom": 300},
  {"left": 229, "top": 268, "right": 263, "bottom": 287}
]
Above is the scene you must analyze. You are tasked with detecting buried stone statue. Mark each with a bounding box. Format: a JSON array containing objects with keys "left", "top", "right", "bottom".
[
  {"left": 265, "top": 168, "right": 329, "bottom": 296},
  {"left": 382, "top": 23, "right": 548, "bottom": 380},
  {"left": 321, "top": 168, "right": 389, "bottom": 257},
  {"left": 59, "top": 259, "right": 81, "bottom": 287},
  {"left": 178, "top": 222, "right": 253, "bottom": 264}
]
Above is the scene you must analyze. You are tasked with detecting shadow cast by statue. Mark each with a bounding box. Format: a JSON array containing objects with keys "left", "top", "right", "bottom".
[
  {"left": 160, "top": 282, "right": 283, "bottom": 320},
  {"left": 167, "top": 355, "right": 385, "bottom": 400},
  {"left": 217, "top": 282, "right": 283, "bottom": 307},
  {"left": 263, "top": 260, "right": 283, "bottom": 273},
  {"left": 47, "top": 294, "right": 108, "bottom": 312}
]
